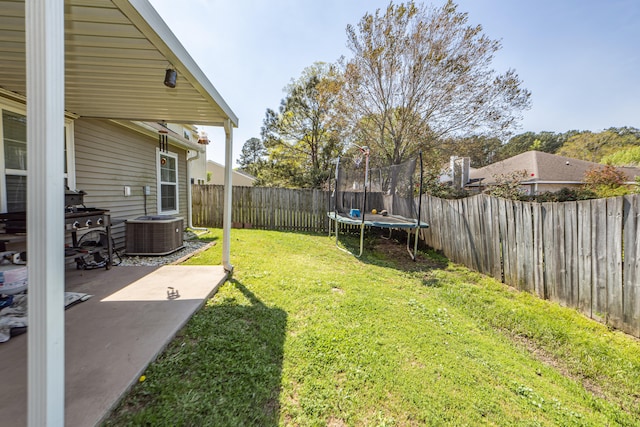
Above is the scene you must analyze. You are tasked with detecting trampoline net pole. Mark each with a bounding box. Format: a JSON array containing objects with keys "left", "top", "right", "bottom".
[{"left": 362, "top": 147, "right": 369, "bottom": 225}]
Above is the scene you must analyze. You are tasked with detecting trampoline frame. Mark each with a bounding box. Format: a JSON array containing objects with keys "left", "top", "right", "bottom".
[{"left": 327, "top": 149, "right": 429, "bottom": 260}]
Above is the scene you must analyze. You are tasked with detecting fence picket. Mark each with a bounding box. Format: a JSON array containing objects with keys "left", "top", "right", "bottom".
[
  {"left": 623, "top": 195, "right": 640, "bottom": 336},
  {"left": 592, "top": 199, "right": 608, "bottom": 322},
  {"left": 564, "top": 202, "right": 578, "bottom": 306},
  {"left": 577, "top": 200, "right": 592, "bottom": 316},
  {"left": 607, "top": 197, "right": 624, "bottom": 329}
]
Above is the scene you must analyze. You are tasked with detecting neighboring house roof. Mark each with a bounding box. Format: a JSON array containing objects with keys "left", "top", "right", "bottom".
[
  {"left": 234, "top": 168, "right": 258, "bottom": 181},
  {"left": 206, "top": 160, "right": 257, "bottom": 186},
  {"left": 469, "top": 151, "right": 640, "bottom": 186}
]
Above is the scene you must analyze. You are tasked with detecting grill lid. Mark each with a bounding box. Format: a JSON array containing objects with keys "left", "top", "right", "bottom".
[{"left": 65, "top": 189, "right": 86, "bottom": 207}]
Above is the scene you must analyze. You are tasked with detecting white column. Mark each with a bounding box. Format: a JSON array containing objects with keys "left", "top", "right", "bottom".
[
  {"left": 26, "top": 0, "right": 66, "bottom": 425},
  {"left": 222, "top": 119, "right": 233, "bottom": 272}
]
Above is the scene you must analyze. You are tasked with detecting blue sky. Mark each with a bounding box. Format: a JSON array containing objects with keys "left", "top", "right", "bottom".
[{"left": 148, "top": 0, "right": 640, "bottom": 165}]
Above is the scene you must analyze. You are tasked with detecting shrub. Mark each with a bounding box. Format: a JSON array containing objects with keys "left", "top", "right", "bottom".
[
  {"left": 485, "top": 170, "right": 529, "bottom": 200},
  {"left": 582, "top": 165, "right": 632, "bottom": 198},
  {"left": 584, "top": 165, "right": 625, "bottom": 188},
  {"left": 521, "top": 187, "right": 597, "bottom": 202}
]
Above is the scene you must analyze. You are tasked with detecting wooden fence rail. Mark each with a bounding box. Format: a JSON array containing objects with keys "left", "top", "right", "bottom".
[{"left": 192, "top": 185, "right": 640, "bottom": 337}]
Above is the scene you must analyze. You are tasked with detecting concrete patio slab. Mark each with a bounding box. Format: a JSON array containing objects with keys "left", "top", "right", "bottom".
[{"left": 0, "top": 264, "right": 228, "bottom": 427}]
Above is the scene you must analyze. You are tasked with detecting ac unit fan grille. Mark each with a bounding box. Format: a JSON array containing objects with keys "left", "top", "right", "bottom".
[{"left": 125, "top": 217, "right": 184, "bottom": 255}]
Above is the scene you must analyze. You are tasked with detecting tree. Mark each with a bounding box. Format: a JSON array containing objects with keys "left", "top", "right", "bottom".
[
  {"left": 601, "top": 146, "right": 640, "bottom": 166},
  {"left": 485, "top": 170, "right": 529, "bottom": 200},
  {"left": 440, "top": 135, "right": 502, "bottom": 167},
  {"left": 494, "top": 130, "right": 578, "bottom": 161},
  {"left": 557, "top": 127, "right": 640, "bottom": 163},
  {"left": 583, "top": 164, "right": 630, "bottom": 198},
  {"left": 237, "top": 137, "right": 267, "bottom": 177},
  {"left": 261, "top": 62, "right": 343, "bottom": 188},
  {"left": 338, "top": 0, "right": 531, "bottom": 168}
]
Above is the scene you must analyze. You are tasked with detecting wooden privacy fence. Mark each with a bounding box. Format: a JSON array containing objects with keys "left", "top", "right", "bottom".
[
  {"left": 192, "top": 185, "right": 331, "bottom": 232},
  {"left": 421, "top": 193, "right": 640, "bottom": 338},
  {"left": 192, "top": 184, "right": 640, "bottom": 337}
]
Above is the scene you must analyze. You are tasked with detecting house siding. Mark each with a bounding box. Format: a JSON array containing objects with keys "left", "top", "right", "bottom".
[
  {"left": 73, "top": 119, "right": 188, "bottom": 249},
  {"left": 206, "top": 160, "right": 256, "bottom": 186}
]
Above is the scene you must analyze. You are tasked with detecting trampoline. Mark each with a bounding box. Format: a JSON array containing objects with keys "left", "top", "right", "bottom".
[{"left": 327, "top": 147, "right": 429, "bottom": 260}]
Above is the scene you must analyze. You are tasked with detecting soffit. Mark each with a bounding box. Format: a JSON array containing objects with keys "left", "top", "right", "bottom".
[{"left": 0, "top": 0, "right": 238, "bottom": 127}]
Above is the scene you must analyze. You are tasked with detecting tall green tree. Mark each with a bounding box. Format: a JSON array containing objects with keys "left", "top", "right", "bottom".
[
  {"left": 338, "top": 0, "right": 531, "bottom": 167},
  {"left": 261, "top": 62, "right": 343, "bottom": 188},
  {"left": 601, "top": 146, "right": 640, "bottom": 166},
  {"left": 236, "top": 137, "right": 267, "bottom": 177},
  {"left": 557, "top": 127, "right": 640, "bottom": 163},
  {"left": 494, "top": 130, "right": 579, "bottom": 161}
]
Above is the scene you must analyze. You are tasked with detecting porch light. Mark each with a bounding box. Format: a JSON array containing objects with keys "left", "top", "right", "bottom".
[{"left": 164, "top": 68, "right": 177, "bottom": 88}]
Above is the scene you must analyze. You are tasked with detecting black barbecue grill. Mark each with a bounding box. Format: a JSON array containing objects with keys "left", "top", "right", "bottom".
[
  {"left": 65, "top": 189, "right": 113, "bottom": 269},
  {"left": 0, "top": 189, "right": 113, "bottom": 269}
]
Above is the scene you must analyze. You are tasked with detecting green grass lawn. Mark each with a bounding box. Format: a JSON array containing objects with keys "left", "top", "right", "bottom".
[{"left": 105, "top": 228, "right": 640, "bottom": 426}]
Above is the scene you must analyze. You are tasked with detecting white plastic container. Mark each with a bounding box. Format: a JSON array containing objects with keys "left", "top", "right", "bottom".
[{"left": 0, "top": 264, "right": 28, "bottom": 295}]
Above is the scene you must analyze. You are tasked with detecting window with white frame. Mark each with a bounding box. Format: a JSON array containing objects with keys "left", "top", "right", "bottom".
[
  {"left": 157, "top": 150, "right": 179, "bottom": 214},
  {"left": 0, "top": 105, "right": 75, "bottom": 213},
  {"left": 2, "top": 110, "right": 27, "bottom": 212}
]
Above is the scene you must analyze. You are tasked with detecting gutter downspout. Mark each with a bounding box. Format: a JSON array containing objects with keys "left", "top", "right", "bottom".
[
  {"left": 222, "top": 119, "right": 234, "bottom": 273},
  {"left": 186, "top": 148, "right": 209, "bottom": 234}
]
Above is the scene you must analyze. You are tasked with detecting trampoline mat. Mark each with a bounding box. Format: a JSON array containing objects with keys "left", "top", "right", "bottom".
[{"left": 328, "top": 211, "right": 428, "bottom": 229}]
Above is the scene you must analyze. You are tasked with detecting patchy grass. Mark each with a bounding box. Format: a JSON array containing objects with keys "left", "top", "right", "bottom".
[{"left": 105, "top": 229, "right": 640, "bottom": 426}]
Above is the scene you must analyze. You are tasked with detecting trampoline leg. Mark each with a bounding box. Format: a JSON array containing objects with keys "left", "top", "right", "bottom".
[
  {"left": 357, "top": 223, "right": 365, "bottom": 258},
  {"left": 382, "top": 228, "right": 392, "bottom": 240},
  {"left": 333, "top": 217, "right": 360, "bottom": 257},
  {"left": 406, "top": 228, "right": 417, "bottom": 261}
]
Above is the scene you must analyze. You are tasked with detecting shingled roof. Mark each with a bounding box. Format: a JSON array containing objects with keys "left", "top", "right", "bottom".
[{"left": 468, "top": 151, "right": 640, "bottom": 186}]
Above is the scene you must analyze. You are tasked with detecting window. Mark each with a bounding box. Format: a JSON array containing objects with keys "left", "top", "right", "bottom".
[
  {"left": 0, "top": 105, "right": 75, "bottom": 213},
  {"left": 157, "top": 150, "right": 179, "bottom": 214},
  {"left": 2, "top": 110, "right": 27, "bottom": 212}
]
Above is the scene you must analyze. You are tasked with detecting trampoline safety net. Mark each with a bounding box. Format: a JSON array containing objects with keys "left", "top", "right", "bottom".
[{"left": 331, "top": 156, "right": 419, "bottom": 220}]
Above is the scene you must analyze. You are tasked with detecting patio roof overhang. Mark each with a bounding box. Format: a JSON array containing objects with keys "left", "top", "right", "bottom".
[
  {"left": 0, "top": 0, "right": 238, "bottom": 127},
  {"left": 1, "top": 1, "right": 236, "bottom": 425}
]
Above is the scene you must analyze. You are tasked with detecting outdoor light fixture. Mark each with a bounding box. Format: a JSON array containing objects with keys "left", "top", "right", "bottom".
[{"left": 164, "top": 68, "right": 177, "bottom": 88}]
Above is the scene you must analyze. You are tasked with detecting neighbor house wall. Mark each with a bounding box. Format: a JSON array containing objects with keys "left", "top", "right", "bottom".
[
  {"left": 206, "top": 160, "right": 255, "bottom": 186},
  {"left": 532, "top": 183, "right": 582, "bottom": 194},
  {"left": 73, "top": 119, "right": 188, "bottom": 248},
  {"left": 190, "top": 149, "right": 208, "bottom": 184}
]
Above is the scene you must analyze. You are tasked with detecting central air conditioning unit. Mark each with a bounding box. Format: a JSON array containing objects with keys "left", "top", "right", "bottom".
[{"left": 125, "top": 216, "right": 184, "bottom": 256}]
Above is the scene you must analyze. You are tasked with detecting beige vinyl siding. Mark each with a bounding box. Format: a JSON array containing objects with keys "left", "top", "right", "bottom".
[
  {"left": 206, "top": 160, "right": 256, "bottom": 186},
  {"left": 73, "top": 119, "right": 188, "bottom": 249}
]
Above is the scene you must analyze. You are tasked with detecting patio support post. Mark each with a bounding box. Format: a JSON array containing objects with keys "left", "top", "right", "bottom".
[
  {"left": 26, "top": 0, "right": 66, "bottom": 425},
  {"left": 222, "top": 119, "right": 233, "bottom": 273}
]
